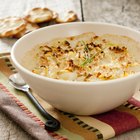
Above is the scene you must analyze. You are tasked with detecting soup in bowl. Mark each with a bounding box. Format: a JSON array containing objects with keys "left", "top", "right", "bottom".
[{"left": 11, "top": 22, "right": 140, "bottom": 115}]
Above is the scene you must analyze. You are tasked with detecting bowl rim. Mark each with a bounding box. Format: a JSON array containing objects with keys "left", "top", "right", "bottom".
[{"left": 11, "top": 21, "right": 140, "bottom": 85}]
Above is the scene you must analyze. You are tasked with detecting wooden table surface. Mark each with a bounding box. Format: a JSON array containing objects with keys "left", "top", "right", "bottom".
[{"left": 1, "top": 0, "right": 140, "bottom": 139}]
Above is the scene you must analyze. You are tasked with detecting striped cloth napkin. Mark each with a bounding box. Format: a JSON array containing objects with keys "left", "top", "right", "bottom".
[{"left": 0, "top": 53, "right": 140, "bottom": 140}]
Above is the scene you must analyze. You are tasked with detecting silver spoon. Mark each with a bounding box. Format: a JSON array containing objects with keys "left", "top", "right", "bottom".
[{"left": 9, "top": 73, "right": 60, "bottom": 131}]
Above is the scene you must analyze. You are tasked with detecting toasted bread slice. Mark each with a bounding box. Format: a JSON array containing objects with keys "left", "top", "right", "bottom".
[
  {"left": 25, "top": 7, "right": 53, "bottom": 23},
  {"left": 14, "top": 22, "right": 39, "bottom": 38},
  {"left": 0, "top": 17, "right": 26, "bottom": 38},
  {"left": 55, "top": 11, "right": 78, "bottom": 23},
  {"left": 52, "top": 11, "right": 58, "bottom": 20}
]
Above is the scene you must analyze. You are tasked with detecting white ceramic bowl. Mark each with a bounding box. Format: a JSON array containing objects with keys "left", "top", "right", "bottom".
[{"left": 11, "top": 22, "right": 140, "bottom": 115}]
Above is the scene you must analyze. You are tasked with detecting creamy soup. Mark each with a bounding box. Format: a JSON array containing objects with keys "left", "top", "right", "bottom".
[{"left": 22, "top": 32, "right": 140, "bottom": 82}]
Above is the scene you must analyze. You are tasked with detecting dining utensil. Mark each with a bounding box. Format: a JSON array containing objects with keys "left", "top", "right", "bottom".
[{"left": 9, "top": 73, "right": 60, "bottom": 131}]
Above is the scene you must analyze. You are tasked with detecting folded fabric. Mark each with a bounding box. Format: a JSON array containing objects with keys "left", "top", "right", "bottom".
[
  {"left": 0, "top": 84, "right": 54, "bottom": 140},
  {"left": 0, "top": 54, "right": 140, "bottom": 140}
]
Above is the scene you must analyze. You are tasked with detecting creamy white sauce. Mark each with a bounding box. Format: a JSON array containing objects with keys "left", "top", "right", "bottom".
[{"left": 22, "top": 32, "right": 140, "bottom": 82}]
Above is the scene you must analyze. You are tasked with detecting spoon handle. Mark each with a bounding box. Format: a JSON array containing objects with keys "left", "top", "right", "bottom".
[{"left": 25, "top": 90, "right": 60, "bottom": 131}]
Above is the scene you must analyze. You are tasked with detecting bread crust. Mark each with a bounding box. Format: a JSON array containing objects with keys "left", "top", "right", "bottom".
[
  {"left": 0, "top": 17, "right": 26, "bottom": 37},
  {"left": 25, "top": 7, "right": 53, "bottom": 23},
  {"left": 14, "top": 22, "right": 39, "bottom": 38},
  {"left": 55, "top": 11, "right": 78, "bottom": 23}
]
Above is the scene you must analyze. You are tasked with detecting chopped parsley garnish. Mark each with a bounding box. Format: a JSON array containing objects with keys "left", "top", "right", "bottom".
[{"left": 81, "top": 46, "right": 106, "bottom": 67}]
